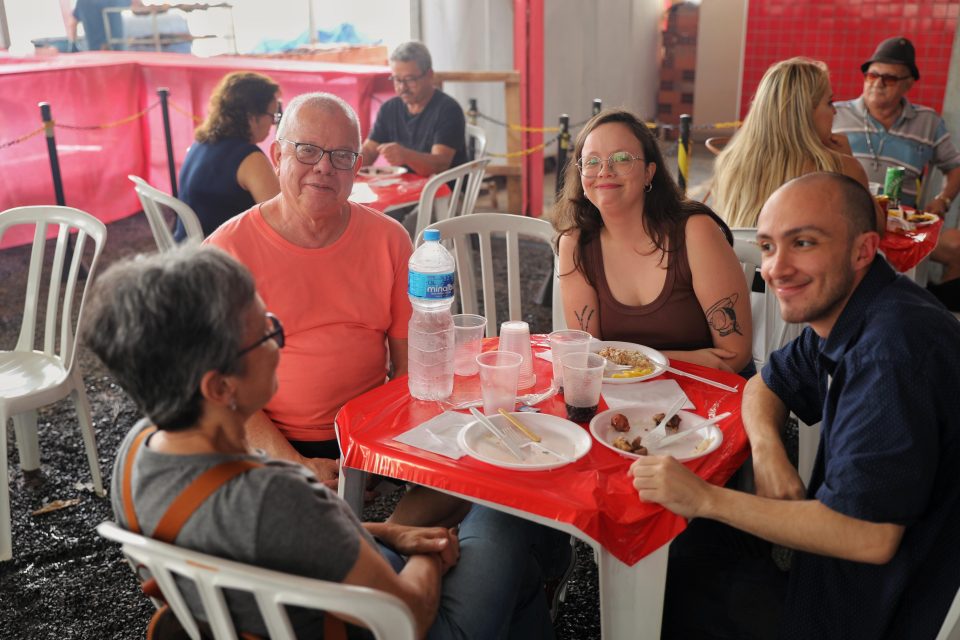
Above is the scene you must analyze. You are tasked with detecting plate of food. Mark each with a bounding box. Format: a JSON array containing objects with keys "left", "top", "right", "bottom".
[
  {"left": 457, "top": 412, "right": 592, "bottom": 471},
  {"left": 589, "top": 340, "right": 669, "bottom": 384},
  {"left": 905, "top": 212, "right": 939, "bottom": 226},
  {"left": 589, "top": 404, "right": 724, "bottom": 462},
  {"left": 358, "top": 165, "right": 408, "bottom": 178}
]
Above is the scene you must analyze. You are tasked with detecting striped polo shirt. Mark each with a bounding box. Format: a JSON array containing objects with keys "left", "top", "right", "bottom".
[{"left": 833, "top": 96, "right": 960, "bottom": 206}]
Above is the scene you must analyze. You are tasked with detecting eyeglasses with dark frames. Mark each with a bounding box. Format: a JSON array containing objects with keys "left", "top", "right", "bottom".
[
  {"left": 576, "top": 151, "right": 646, "bottom": 178},
  {"left": 277, "top": 138, "right": 360, "bottom": 170},
  {"left": 388, "top": 72, "right": 427, "bottom": 86},
  {"left": 864, "top": 71, "right": 911, "bottom": 87},
  {"left": 237, "top": 313, "right": 285, "bottom": 357}
]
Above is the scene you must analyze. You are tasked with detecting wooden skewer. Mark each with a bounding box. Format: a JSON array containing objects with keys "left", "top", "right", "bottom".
[{"left": 497, "top": 408, "right": 541, "bottom": 442}]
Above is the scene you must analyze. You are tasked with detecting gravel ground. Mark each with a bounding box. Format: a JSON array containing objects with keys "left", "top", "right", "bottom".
[{"left": 0, "top": 209, "right": 601, "bottom": 639}]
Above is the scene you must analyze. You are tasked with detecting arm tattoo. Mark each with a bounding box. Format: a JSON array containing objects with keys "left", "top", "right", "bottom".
[
  {"left": 705, "top": 293, "right": 742, "bottom": 337},
  {"left": 574, "top": 305, "right": 595, "bottom": 331}
]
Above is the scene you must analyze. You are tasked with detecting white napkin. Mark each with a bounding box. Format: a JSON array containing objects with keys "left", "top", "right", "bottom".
[
  {"left": 601, "top": 379, "right": 695, "bottom": 411},
  {"left": 393, "top": 411, "right": 472, "bottom": 459}
]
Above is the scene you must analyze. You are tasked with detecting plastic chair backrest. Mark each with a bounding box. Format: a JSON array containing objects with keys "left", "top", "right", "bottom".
[
  {"left": 413, "top": 158, "right": 491, "bottom": 241},
  {"left": 128, "top": 175, "right": 203, "bottom": 251},
  {"left": 466, "top": 123, "right": 487, "bottom": 160},
  {"left": 419, "top": 213, "right": 563, "bottom": 337},
  {"left": 97, "top": 522, "right": 416, "bottom": 640},
  {"left": 936, "top": 584, "right": 960, "bottom": 640},
  {"left": 0, "top": 206, "right": 106, "bottom": 371}
]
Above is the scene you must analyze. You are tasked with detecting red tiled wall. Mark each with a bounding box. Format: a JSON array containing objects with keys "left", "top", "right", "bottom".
[{"left": 742, "top": 0, "right": 958, "bottom": 117}]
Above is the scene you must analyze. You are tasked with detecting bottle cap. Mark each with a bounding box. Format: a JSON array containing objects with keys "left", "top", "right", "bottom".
[{"left": 423, "top": 229, "right": 441, "bottom": 242}]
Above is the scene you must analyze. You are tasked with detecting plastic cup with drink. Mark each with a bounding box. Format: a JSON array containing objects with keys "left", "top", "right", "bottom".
[{"left": 561, "top": 352, "right": 605, "bottom": 422}]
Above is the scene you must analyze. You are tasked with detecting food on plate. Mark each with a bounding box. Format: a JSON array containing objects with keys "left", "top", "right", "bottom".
[
  {"left": 598, "top": 347, "right": 655, "bottom": 371},
  {"left": 610, "top": 366, "right": 655, "bottom": 378},
  {"left": 692, "top": 436, "right": 715, "bottom": 454},
  {"left": 612, "top": 435, "right": 647, "bottom": 455},
  {"left": 652, "top": 412, "right": 681, "bottom": 433},
  {"left": 907, "top": 212, "right": 938, "bottom": 223},
  {"left": 610, "top": 413, "right": 630, "bottom": 432}
]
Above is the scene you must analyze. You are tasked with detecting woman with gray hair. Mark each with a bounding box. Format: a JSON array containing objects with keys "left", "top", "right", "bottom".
[{"left": 85, "top": 245, "right": 565, "bottom": 639}]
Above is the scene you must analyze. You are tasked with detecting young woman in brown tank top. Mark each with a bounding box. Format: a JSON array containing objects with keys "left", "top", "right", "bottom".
[{"left": 552, "top": 109, "right": 753, "bottom": 374}]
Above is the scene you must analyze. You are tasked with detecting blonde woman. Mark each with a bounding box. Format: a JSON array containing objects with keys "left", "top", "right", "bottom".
[{"left": 713, "top": 57, "right": 869, "bottom": 228}]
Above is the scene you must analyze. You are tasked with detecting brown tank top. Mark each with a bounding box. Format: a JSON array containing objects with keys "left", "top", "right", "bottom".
[{"left": 582, "top": 229, "right": 713, "bottom": 351}]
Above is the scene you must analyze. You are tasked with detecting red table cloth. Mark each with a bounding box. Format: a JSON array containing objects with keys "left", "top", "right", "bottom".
[
  {"left": 880, "top": 218, "right": 943, "bottom": 273},
  {"left": 352, "top": 173, "right": 450, "bottom": 212},
  {"left": 336, "top": 336, "right": 750, "bottom": 566}
]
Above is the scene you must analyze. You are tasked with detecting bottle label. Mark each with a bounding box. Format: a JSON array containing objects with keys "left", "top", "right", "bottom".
[{"left": 409, "top": 271, "right": 454, "bottom": 299}]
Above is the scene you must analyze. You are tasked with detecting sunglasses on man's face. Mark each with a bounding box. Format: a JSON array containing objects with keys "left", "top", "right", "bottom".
[{"left": 864, "top": 71, "right": 910, "bottom": 87}]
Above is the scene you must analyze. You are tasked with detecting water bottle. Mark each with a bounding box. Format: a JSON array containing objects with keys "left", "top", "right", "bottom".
[{"left": 408, "top": 229, "right": 455, "bottom": 400}]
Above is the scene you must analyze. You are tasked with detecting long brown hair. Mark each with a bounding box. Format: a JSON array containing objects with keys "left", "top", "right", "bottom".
[
  {"left": 552, "top": 108, "right": 730, "bottom": 286},
  {"left": 194, "top": 71, "right": 279, "bottom": 144}
]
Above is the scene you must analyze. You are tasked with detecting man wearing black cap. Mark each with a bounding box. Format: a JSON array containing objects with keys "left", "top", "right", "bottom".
[{"left": 834, "top": 36, "right": 960, "bottom": 306}]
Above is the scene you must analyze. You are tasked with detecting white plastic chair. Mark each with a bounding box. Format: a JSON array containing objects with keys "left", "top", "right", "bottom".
[
  {"left": 129, "top": 175, "right": 203, "bottom": 251},
  {"left": 0, "top": 206, "right": 107, "bottom": 561},
  {"left": 413, "top": 158, "right": 492, "bottom": 242},
  {"left": 732, "top": 232, "right": 816, "bottom": 484},
  {"left": 420, "top": 213, "right": 563, "bottom": 337},
  {"left": 937, "top": 584, "right": 960, "bottom": 640},
  {"left": 466, "top": 123, "right": 487, "bottom": 160},
  {"left": 97, "top": 521, "right": 416, "bottom": 640}
]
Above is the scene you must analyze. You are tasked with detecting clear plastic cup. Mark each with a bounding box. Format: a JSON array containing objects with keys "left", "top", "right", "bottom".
[
  {"left": 498, "top": 320, "right": 536, "bottom": 390},
  {"left": 453, "top": 314, "right": 487, "bottom": 376},
  {"left": 561, "top": 352, "right": 606, "bottom": 422},
  {"left": 477, "top": 351, "right": 523, "bottom": 416},
  {"left": 548, "top": 329, "right": 592, "bottom": 389}
]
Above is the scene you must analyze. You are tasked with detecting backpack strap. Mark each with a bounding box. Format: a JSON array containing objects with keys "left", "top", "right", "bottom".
[
  {"left": 121, "top": 424, "right": 262, "bottom": 542},
  {"left": 123, "top": 425, "right": 157, "bottom": 534}
]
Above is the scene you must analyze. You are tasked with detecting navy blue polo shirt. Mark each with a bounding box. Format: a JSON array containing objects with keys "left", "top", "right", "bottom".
[{"left": 763, "top": 257, "right": 960, "bottom": 639}]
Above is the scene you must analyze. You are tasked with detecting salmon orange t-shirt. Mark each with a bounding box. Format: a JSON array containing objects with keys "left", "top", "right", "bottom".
[{"left": 206, "top": 202, "right": 413, "bottom": 442}]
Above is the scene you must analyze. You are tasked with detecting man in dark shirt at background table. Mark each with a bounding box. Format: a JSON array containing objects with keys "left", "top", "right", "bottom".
[
  {"left": 632, "top": 172, "right": 960, "bottom": 639},
  {"left": 361, "top": 41, "right": 467, "bottom": 177}
]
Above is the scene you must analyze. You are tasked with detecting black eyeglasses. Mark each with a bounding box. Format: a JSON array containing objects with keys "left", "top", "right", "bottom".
[
  {"left": 389, "top": 72, "right": 427, "bottom": 86},
  {"left": 278, "top": 138, "right": 360, "bottom": 170},
  {"left": 237, "top": 313, "right": 284, "bottom": 357},
  {"left": 864, "top": 71, "right": 911, "bottom": 87}
]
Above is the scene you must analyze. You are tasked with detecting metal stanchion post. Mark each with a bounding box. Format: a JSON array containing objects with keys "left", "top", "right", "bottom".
[
  {"left": 678, "top": 114, "right": 692, "bottom": 196},
  {"left": 158, "top": 88, "right": 178, "bottom": 197},
  {"left": 467, "top": 98, "right": 478, "bottom": 160},
  {"left": 556, "top": 114, "right": 570, "bottom": 195},
  {"left": 592, "top": 98, "right": 602, "bottom": 116},
  {"left": 39, "top": 103, "right": 65, "bottom": 206}
]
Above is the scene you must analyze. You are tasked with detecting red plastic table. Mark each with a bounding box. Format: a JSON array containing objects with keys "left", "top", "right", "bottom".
[
  {"left": 350, "top": 173, "right": 451, "bottom": 214},
  {"left": 335, "top": 336, "right": 749, "bottom": 638}
]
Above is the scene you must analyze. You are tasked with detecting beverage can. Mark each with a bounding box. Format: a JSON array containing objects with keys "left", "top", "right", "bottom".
[{"left": 883, "top": 166, "right": 905, "bottom": 205}]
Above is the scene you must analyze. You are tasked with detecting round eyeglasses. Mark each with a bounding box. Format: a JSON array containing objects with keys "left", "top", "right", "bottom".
[
  {"left": 237, "top": 313, "right": 285, "bottom": 357},
  {"left": 576, "top": 151, "right": 645, "bottom": 178},
  {"left": 278, "top": 139, "right": 359, "bottom": 170}
]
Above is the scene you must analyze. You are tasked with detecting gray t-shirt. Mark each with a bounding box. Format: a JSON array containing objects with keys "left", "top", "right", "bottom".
[{"left": 110, "top": 419, "right": 374, "bottom": 636}]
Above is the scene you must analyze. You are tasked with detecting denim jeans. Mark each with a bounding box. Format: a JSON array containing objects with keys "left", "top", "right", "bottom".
[{"left": 380, "top": 505, "right": 567, "bottom": 640}]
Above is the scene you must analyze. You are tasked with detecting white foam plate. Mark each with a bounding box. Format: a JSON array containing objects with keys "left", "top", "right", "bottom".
[
  {"left": 589, "top": 340, "right": 669, "bottom": 384},
  {"left": 358, "top": 165, "right": 408, "bottom": 177},
  {"left": 589, "top": 404, "right": 724, "bottom": 462},
  {"left": 457, "top": 412, "right": 592, "bottom": 471}
]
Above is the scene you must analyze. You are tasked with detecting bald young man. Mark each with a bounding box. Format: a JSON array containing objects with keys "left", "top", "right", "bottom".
[{"left": 634, "top": 173, "right": 960, "bottom": 639}]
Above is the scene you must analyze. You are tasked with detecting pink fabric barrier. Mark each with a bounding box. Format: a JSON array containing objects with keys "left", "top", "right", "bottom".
[{"left": 0, "top": 52, "right": 393, "bottom": 248}]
